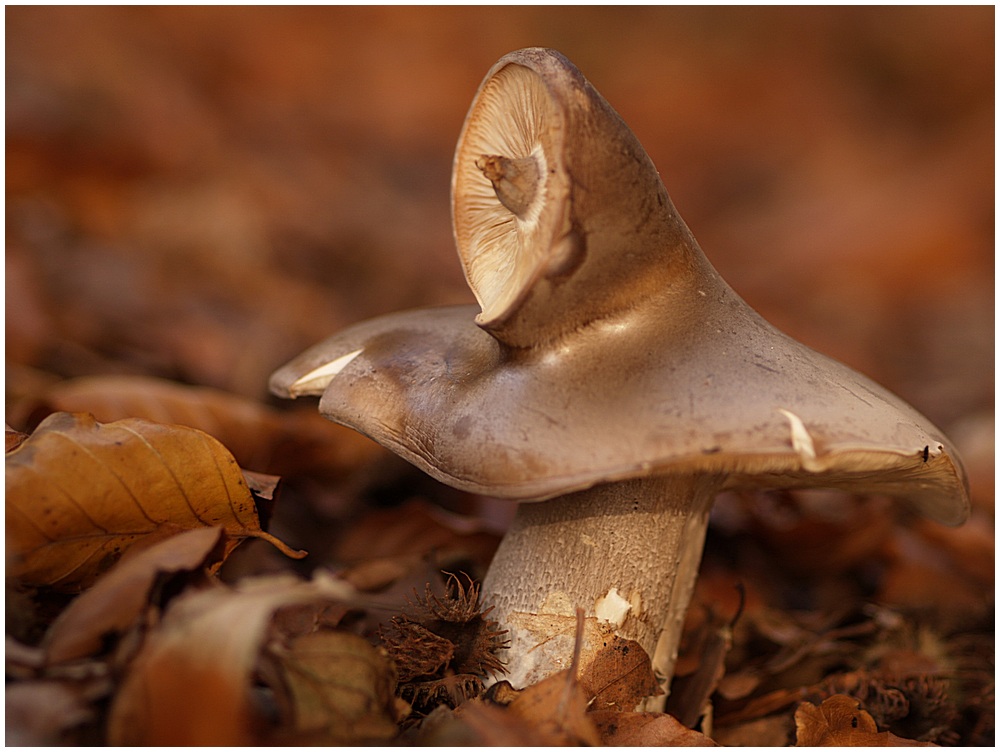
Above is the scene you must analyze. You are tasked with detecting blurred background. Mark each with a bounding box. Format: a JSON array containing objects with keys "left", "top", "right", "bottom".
[{"left": 6, "top": 7, "right": 993, "bottom": 502}]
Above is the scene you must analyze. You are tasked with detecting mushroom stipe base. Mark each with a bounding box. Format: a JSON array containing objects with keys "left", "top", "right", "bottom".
[{"left": 481, "top": 473, "right": 719, "bottom": 705}]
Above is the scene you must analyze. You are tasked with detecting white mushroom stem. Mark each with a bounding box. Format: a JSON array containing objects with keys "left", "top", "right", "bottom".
[{"left": 481, "top": 473, "right": 720, "bottom": 706}]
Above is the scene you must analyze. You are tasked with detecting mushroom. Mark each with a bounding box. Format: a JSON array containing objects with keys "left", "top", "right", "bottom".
[{"left": 270, "top": 48, "right": 969, "bottom": 701}]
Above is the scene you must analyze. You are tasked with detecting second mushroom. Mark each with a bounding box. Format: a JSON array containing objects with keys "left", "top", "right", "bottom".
[{"left": 271, "top": 49, "right": 969, "bottom": 702}]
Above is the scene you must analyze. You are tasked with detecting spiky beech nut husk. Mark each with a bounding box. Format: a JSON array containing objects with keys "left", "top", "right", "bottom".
[{"left": 379, "top": 574, "right": 508, "bottom": 712}]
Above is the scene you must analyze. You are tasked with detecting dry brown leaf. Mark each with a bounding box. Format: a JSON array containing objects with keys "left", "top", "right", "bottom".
[
  {"left": 6, "top": 424, "right": 29, "bottom": 452},
  {"left": 420, "top": 699, "right": 551, "bottom": 745},
  {"left": 713, "top": 714, "right": 795, "bottom": 747},
  {"left": 268, "top": 631, "right": 399, "bottom": 744},
  {"left": 508, "top": 668, "right": 602, "bottom": 746},
  {"left": 334, "top": 498, "right": 498, "bottom": 566},
  {"left": 666, "top": 606, "right": 734, "bottom": 726},
  {"left": 42, "top": 526, "right": 225, "bottom": 664},
  {"left": 5, "top": 679, "right": 97, "bottom": 745},
  {"left": 24, "top": 374, "right": 380, "bottom": 479},
  {"left": 794, "top": 694, "right": 938, "bottom": 746},
  {"left": 5, "top": 412, "right": 303, "bottom": 591},
  {"left": 591, "top": 710, "right": 720, "bottom": 746},
  {"left": 579, "top": 635, "right": 661, "bottom": 712},
  {"left": 107, "top": 573, "right": 355, "bottom": 745}
]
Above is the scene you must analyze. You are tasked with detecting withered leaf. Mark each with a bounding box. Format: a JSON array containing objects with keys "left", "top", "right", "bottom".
[
  {"left": 6, "top": 679, "right": 97, "bottom": 746},
  {"left": 334, "top": 498, "right": 499, "bottom": 569},
  {"left": 794, "top": 694, "right": 937, "bottom": 746},
  {"left": 6, "top": 424, "right": 29, "bottom": 453},
  {"left": 666, "top": 607, "right": 733, "bottom": 726},
  {"left": 269, "top": 631, "right": 399, "bottom": 744},
  {"left": 27, "top": 374, "right": 380, "bottom": 478},
  {"left": 591, "top": 710, "right": 720, "bottom": 746},
  {"left": 579, "top": 635, "right": 661, "bottom": 713},
  {"left": 6, "top": 412, "right": 303, "bottom": 591},
  {"left": 108, "top": 573, "right": 355, "bottom": 745},
  {"left": 508, "top": 668, "right": 602, "bottom": 746},
  {"left": 420, "top": 699, "right": 552, "bottom": 746},
  {"left": 42, "top": 527, "right": 225, "bottom": 665}
]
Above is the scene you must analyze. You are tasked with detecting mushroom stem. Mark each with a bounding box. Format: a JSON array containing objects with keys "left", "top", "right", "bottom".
[
  {"left": 475, "top": 153, "right": 540, "bottom": 216},
  {"left": 481, "top": 473, "right": 720, "bottom": 704}
]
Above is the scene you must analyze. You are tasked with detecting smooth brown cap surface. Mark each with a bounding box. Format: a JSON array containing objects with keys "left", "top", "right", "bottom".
[{"left": 270, "top": 295, "right": 969, "bottom": 526}]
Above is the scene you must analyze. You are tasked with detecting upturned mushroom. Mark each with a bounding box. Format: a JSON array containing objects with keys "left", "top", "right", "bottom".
[{"left": 270, "top": 48, "right": 969, "bottom": 700}]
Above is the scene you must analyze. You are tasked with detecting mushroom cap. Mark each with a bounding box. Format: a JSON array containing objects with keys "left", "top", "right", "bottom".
[
  {"left": 269, "top": 48, "right": 969, "bottom": 527},
  {"left": 270, "top": 293, "right": 969, "bottom": 526}
]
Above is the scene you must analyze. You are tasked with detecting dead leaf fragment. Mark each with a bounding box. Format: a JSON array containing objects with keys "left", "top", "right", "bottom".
[
  {"left": 107, "top": 573, "right": 355, "bottom": 745},
  {"left": 508, "top": 669, "right": 602, "bottom": 746},
  {"left": 794, "top": 694, "right": 937, "bottom": 746},
  {"left": 5, "top": 412, "right": 303, "bottom": 591},
  {"left": 42, "top": 526, "right": 225, "bottom": 664},
  {"left": 579, "top": 635, "right": 661, "bottom": 712},
  {"left": 420, "top": 699, "right": 551, "bottom": 745},
  {"left": 5, "top": 679, "right": 97, "bottom": 745},
  {"left": 6, "top": 424, "right": 29, "bottom": 452},
  {"left": 270, "top": 631, "right": 399, "bottom": 743},
  {"left": 591, "top": 711, "right": 720, "bottom": 746},
  {"left": 23, "top": 374, "right": 380, "bottom": 479}
]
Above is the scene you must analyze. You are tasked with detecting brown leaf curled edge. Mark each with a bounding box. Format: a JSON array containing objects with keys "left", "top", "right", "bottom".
[
  {"left": 6, "top": 412, "right": 304, "bottom": 591},
  {"left": 42, "top": 526, "right": 226, "bottom": 664},
  {"left": 794, "top": 694, "right": 938, "bottom": 746}
]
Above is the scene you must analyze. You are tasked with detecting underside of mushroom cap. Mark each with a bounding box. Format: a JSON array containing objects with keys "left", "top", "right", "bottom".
[
  {"left": 269, "top": 296, "right": 970, "bottom": 527},
  {"left": 452, "top": 48, "right": 696, "bottom": 349}
]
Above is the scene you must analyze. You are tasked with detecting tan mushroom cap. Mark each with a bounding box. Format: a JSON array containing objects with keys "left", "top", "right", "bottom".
[
  {"left": 269, "top": 48, "right": 969, "bottom": 527},
  {"left": 270, "top": 290, "right": 969, "bottom": 526}
]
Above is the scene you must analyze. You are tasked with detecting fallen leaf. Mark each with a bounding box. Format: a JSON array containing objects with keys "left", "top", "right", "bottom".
[
  {"left": 107, "top": 572, "right": 355, "bottom": 745},
  {"left": 5, "top": 679, "right": 97, "bottom": 745},
  {"left": 713, "top": 714, "right": 795, "bottom": 747},
  {"left": 23, "top": 374, "right": 381, "bottom": 478},
  {"left": 334, "top": 498, "right": 498, "bottom": 567},
  {"left": 794, "top": 694, "right": 937, "bottom": 746},
  {"left": 268, "top": 631, "right": 399, "bottom": 743},
  {"left": 591, "top": 710, "right": 720, "bottom": 746},
  {"left": 508, "top": 669, "right": 601, "bottom": 746},
  {"left": 579, "top": 635, "right": 661, "bottom": 712},
  {"left": 419, "top": 699, "right": 551, "bottom": 745},
  {"left": 42, "top": 527, "right": 225, "bottom": 664},
  {"left": 666, "top": 605, "right": 735, "bottom": 726},
  {"left": 5, "top": 412, "right": 303, "bottom": 591},
  {"left": 6, "top": 424, "right": 29, "bottom": 452}
]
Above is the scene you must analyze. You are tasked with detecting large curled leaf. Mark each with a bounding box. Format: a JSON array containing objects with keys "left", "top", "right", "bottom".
[{"left": 6, "top": 412, "right": 303, "bottom": 591}]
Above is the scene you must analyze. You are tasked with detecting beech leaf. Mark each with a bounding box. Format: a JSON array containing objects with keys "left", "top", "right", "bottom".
[
  {"left": 508, "top": 669, "right": 601, "bottom": 746},
  {"left": 5, "top": 412, "right": 303, "bottom": 591},
  {"left": 42, "top": 526, "right": 226, "bottom": 664},
  {"left": 6, "top": 423, "right": 29, "bottom": 453},
  {"left": 27, "top": 374, "right": 380, "bottom": 478},
  {"left": 579, "top": 635, "right": 661, "bottom": 712},
  {"left": 107, "top": 573, "right": 355, "bottom": 745},
  {"left": 591, "top": 711, "right": 720, "bottom": 746},
  {"left": 270, "top": 631, "right": 400, "bottom": 743},
  {"left": 794, "top": 694, "right": 938, "bottom": 746}
]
